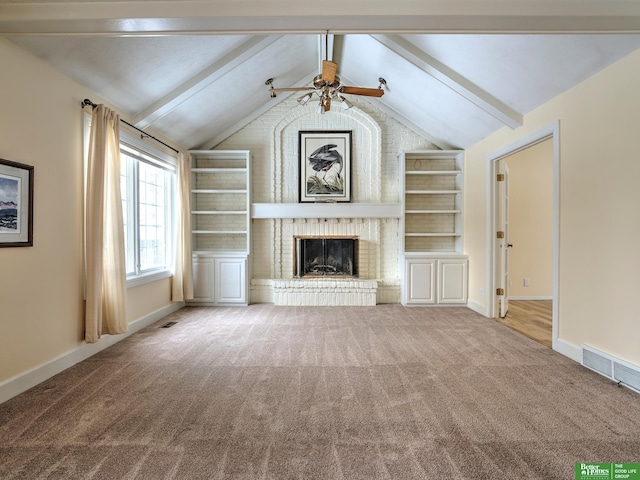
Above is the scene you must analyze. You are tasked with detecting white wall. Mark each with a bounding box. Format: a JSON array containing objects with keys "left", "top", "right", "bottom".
[
  {"left": 464, "top": 48, "right": 640, "bottom": 366},
  {"left": 0, "top": 38, "right": 179, "bottom": 393}
]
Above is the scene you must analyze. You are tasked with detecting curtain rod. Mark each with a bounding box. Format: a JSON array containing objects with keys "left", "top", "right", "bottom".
[{"left": 81, "top": 99, "right": 179, "bottom": 154}]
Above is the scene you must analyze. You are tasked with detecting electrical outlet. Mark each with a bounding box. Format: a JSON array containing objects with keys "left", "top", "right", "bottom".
[
  {"left": 508, "top": 278, "right": 512, "bottom": 287},
  {"left": 524, "top": 278, "right": 530, "bottom": 287},
  {"left": 479, "top": 288, "right": 484, "bottom": 298}
]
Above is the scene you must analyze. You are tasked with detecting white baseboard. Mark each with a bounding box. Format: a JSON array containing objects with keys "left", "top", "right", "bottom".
[
  {"left": 0, "top": 302, "right": 184, "bottom": 405},
  {"left": 467, "top": 300, "right": 488, "bottom": 317},
  {"left": 554, "top": 338, "right": 581, "bottom": 363}
]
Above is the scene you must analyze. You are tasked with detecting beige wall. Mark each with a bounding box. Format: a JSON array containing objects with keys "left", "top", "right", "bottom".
[
  {"left": 506, "top": 139, "right": 553, "bottom": 298},
  {"left": 0, "top": 38, "right": 176, "bottom": 384},
  {"left": 465, "top": 48, "right": 640, "bottom": 365}
]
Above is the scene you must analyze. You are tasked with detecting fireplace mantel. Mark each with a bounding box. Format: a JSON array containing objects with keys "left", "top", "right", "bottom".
[{"left": 251, "top": 203, "right": 401, "bottom": 219}]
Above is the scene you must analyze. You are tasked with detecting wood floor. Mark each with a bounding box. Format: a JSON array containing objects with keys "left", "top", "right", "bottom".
[{"left": 494, "top": 300, "right": 553, "bottom": 347}]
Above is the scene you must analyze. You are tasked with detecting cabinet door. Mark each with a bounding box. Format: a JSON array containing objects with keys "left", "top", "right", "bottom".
[
  {"left": 438, "top": 258, "right": 468, "bottom": 304},
  {"left": 215, "top": 257, "right": 247, "bottom": 304},
  {"left": 192, "top": 257, "right": 214, "bottom": 302},
  {"left": 405, "top": 258, "right": 436, "bottom": 304}
]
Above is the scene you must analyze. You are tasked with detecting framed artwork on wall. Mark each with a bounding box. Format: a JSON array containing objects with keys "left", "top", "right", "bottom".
[
  {"left": 0, "top": 158, "right": 34, "bottom": 247},
  {"left": 299, "top": 130, "right": 352, "bottom": 203}
]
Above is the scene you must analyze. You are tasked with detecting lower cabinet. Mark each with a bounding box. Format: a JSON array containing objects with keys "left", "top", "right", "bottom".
[
  {"left": 192, "top": 255, "right": 215, "bottom": 302},
  {"left": 403, "top": 256, "right": 468, "bottom": 305},
  {"left": 189, "top": 253, "right": 248, "bottom": 305}
]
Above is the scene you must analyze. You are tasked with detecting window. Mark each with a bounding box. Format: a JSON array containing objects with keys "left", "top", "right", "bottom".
[
  {"left": 83, "top": 114, "right": 177, "bottom": 287},
  {"left": 119, "top": 135, "right": 176, "bottom": 285}
]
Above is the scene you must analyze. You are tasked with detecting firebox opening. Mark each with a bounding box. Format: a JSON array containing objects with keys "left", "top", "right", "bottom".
[{"left": 294, "top": 236, "right": 359, "bottom": 278}]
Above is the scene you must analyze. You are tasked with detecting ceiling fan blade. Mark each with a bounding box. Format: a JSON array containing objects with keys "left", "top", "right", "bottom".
[
  {"left": 322, "top": 60, "right": 337, "bottom": 83},
  {"left": 341, "top": 86, "right": 384, "bottom": 97},
  {"left": 270, "top": 87, "right": 314, "bottom": 93}
]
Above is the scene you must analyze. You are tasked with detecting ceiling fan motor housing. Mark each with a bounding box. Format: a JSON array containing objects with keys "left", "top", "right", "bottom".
[{"left": 313, "top": 74, "right": 341, "bottom": 90}]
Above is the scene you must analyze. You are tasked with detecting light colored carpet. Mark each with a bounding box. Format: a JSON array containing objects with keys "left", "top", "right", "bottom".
[{"left": 1, "top": 304, "right": 639, "bottom": 479}]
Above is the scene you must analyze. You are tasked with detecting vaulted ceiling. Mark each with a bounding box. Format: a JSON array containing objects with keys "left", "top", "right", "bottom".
[{"left": 3, "top": 1, "right": 640, "bottom": 150}]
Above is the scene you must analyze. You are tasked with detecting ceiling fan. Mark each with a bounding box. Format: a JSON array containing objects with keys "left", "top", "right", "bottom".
[{"left": 265, "top": 60, "right": 386, "bottom": 113}]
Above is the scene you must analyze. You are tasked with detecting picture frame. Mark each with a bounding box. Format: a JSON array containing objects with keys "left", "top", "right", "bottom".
[
  {"left": 0, "top": 158, "right": 34, "bottom": 247},
  {"left": 299, "top": 130, "right": 352, "bottom": 203}
]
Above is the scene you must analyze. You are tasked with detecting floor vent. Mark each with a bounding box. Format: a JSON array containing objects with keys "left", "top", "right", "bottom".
[
  {"left": 582, "top": 345, "right": 640, "bottom": 394},
  {"left": 160, "top": 321, "right": 178, "bottom": 328}
]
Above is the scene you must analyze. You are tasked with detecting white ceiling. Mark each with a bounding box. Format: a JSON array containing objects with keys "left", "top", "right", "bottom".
[{"left": 3, "top": 1, "right": 640, "bottom": 150}]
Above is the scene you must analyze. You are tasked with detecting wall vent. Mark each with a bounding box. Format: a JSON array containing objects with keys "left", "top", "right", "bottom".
[{"left": 582, "top": 345, "right": 640, "bottom": 394}]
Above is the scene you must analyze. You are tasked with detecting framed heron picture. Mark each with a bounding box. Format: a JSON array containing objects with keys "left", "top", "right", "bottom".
[
  {"left": 0, "top": 158, "right": 34, "bottom": 247},
  {"left": 299, "top": 130, "right": 352, "bottom": 203}
]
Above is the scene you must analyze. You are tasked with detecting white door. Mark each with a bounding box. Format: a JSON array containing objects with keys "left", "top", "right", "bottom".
[{"left": 497, "top": 161, "right": 511, "bottom": 317}]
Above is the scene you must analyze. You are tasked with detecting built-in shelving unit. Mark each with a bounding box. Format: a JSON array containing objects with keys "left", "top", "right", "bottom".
[
  {"left": 189, "top": 150, "right": 250, "bottom": 254},
  {"left": 188, "top": 150, "right": 250, "bottom": 306},
  {"left": 400, "top": 150, "right": 464, "bottom": 254},
  {"left": 399, "top": 150, "right": 468, "bottom": 305}
]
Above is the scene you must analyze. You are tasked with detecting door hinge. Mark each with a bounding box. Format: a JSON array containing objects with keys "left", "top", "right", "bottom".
[
  {"left": 497, "top": 173, "right": 505, "bottom": 181},
  {"left": 496, "top": 288, "right": 505, "bottom": 296},
  {"left": 496, "top": 231, "right": 505, "bottom": 239}
]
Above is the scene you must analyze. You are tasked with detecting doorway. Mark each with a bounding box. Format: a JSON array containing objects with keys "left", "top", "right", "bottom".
[
  {"left": 494, "top": 300, "right": 553, "bottom": 347},
  {"left": 486, "top": 122, "right": 559, "bottom": 350}
]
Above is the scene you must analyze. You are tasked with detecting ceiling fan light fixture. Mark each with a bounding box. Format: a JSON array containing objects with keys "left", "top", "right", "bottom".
[
  {"left": 316, "top": 103, "right": 325, "bottom": 115},
  {"left": 297, "top": 92, "right": 313, "bottom": 106},
  {"left": 339, "top": 95, "right": 353, "bottom": 110}
]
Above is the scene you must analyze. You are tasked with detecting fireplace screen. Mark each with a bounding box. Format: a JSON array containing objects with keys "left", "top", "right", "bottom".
[{"left": 295, "top": 236, "right": 358, "bottom": 277}]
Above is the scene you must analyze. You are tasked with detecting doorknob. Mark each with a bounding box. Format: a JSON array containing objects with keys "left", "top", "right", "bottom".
[{"left": 507, "top": 243, "right": 513, "bottom": 248}]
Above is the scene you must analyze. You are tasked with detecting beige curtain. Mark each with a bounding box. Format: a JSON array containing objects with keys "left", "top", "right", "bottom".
[
  {"left": 85, "top": 104, "right": 128, "bottom": 343},
  {"left": 171, "top": 151, "right": 194, "bottom": 301}
]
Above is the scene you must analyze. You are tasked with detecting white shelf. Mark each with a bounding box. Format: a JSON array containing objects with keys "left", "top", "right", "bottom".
[
  {"left": 405, "top": 190, "right": 462, "bottom": 194},
  {"left": 405, "top": 170, "right": 462, "bottom": 175},
  {"left": 405, "top": 232, "right": 462, "bottom": 237},
  {"left": 403, "top": 251, "right": 467, "bottom": 258},
  {"left": 191, "top": 168, "right": 247, "bottom": 173},
  {"left": 251, "top": 203, "right": 402, "bottom": 219},
  {"left": 192, "top": 189, "right": 247, "bottom": 194},
  {"left": 406, "top": 210, "right": 461, "bottom": 214},
  {"left": 192, "top": 230, "right": 248, "bottom": 234},
  {"left": 192, "top": 250, "right": 248, "bottom": 256},
  {"left": 192, "top": 211, "right": 246, "bottom": 215}
]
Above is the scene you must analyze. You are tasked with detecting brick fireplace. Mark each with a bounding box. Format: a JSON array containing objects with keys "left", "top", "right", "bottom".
[{"left": 217, "top": 94, "right": 437, "bottom": 305}]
